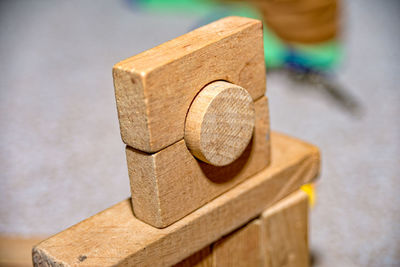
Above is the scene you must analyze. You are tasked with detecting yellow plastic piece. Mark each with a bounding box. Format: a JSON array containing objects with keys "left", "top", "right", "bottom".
[{"left": 301, "top": 183, "right": 316, "bottom": 208}]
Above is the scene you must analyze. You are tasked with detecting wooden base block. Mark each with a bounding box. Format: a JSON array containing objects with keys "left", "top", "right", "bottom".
[
  {"left": 261, "top": 190, "right": 309, "bottom": 267},
  {"left": 173, "top": 246, "right": 212, "bottom": 267},
  {"left": 173, "top": 189, "right": 309, "bottom": 267},
  {"left": 33, "top": 132, "right": 319, "bottom": 267},
  {"left": 213, "top": 219, "right": 262, "bottom": 267}
]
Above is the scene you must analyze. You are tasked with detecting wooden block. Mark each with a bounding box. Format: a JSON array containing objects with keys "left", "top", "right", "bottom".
[
  {"left": 213, "top": 219, "right": 262, "bottom": 267},
  {"left": 261, "top": 190, "right": 309, "bottom": 267},
  {"left": 184, "top": 80, "right": 256, "bottom": 166},
  {"left": 127, "top": 96, "right": 270, "bottom": 228},
  {"left": 256, "top": 0, "right": 338, "bottom": 43},
  {"left": 173, "top": 246, "right": 212, "bottom": 267},
  {"left": 0, "top": 235, "right": 45, "bottom": 267},
  {"left": 32, "top": 132, "right": 320, "bottom": 267},
  {"left": 113, "top": 16, "right": 266, "bottom": 153}
]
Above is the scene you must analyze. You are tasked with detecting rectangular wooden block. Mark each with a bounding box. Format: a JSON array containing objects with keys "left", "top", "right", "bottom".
[
  {"left": 127, "top": 96, "right": 271, "bottom": 228},
  {"left": 113, "top": 16, "right": 266, "bottom": 152},
  {"left": 33, "top": 132, "right": 319, "bottom": 267},
  {"left": 173, "top": 246, "right": 212, "bottom": 267},
  {"left": 175, "top": 189, "right": 309, "bottom": 267},
  {"left": 213, "top": 219, "right": 262, "bottom": 267},
  {"left": 261, "top": 190, "right": 309, "bottom": 267}
]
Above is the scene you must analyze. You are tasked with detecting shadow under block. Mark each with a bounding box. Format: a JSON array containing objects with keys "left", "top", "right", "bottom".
[
  {"left": 126, "top": 96, "right": 270, "bottom": 228},
  {"left": 213, "top": 219, "right": 262, "bottom": 267},
  {"left": 262, "top": 190, "right": 309, "bottom": 267},
  {"left": 113, "top": 16, "right": 266, "bottom": 153},
  {"left": 32, "top": 132, "right": 320, "bottom": 267}
]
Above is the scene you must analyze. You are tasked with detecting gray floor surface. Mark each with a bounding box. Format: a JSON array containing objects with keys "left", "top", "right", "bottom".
[{"left": 0, "top": 1, "right": 399, "bottom": 266}]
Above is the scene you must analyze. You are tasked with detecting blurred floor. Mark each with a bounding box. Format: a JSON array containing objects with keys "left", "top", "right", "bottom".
[{"left": 0, "top": 0, "right": 399, "bottom": 266}]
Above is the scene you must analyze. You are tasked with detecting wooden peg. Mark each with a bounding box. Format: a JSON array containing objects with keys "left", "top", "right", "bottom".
[{"left": 184, "top": 81, "right": 256, "bottom": 166}]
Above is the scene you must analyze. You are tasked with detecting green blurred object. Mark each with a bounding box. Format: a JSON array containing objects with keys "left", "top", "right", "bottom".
[
  {"left": 135, "top": 0, "right": 341, "bottom": 71},
  {"left": 137, "top": 0, "right": 219, "bottom": 14}
]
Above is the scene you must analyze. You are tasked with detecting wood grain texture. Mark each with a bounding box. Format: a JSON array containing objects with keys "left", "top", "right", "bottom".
[
  {"left": 261, "top": 190, "right": 309, "bottom": 267},
  {"left": 113, "top": 16, "right": 266, "bottom": 153},
  {"left": 213, "top": 219, "right": 262, "bottom": 267},
  {"left": 127, "top": 96, "right": 270, "bottom": 228},
  {"left": 32, "top": 132, "right": 320, "bottom": 267},
  {"left": 173, "top": 246, "right": 212, "bottom": 267},
  {"left": 184, "top": 80, "right": 256, "bottom": 166},
  {"left": 0, "top": 236, "right": 46, "bottom": 267}
]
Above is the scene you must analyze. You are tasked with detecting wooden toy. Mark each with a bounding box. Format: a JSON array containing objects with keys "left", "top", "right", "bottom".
[
  {"left": 32, "top": 16, "right": 320, "bottom": 267},
  {"left": 116, "top": 16, "right": 271, "bottom": 228}
]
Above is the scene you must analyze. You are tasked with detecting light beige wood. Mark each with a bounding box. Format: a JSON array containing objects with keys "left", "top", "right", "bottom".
[
  {"left": 113, "top": 16, "right": 266, "bottom": 153},
  {"left": 0, "top": 235, "right": 46, "bottom": 267},
  {"left": 127, "top": 96, "right": 270, "bottom": 228},
  {"left": 213, "top": 219, "right": 262, "bottom": 267},
  {"left": 184, "top": 80, "right": 256, "bottom": 166},
  {"left": 261, "top": 190, "right": 309, "bottom": 267},
  {"left": 32, "top": 132, "right": 320, "bottom": 267},
  {"left": 173, "top": 246, "right": 212, "bottom": 267}
]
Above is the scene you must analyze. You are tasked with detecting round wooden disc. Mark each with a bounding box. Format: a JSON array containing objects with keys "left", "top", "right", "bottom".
[{"left": 184, "top": 81, "right": 255, "bottom": 166}]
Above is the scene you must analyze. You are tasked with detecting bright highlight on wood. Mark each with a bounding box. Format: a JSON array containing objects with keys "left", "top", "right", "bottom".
[{"left": 184, "top": 81, "right": 256, "bottom": 166}]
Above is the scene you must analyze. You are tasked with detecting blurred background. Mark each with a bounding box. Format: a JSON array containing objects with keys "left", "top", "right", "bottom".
[{"left": 0, "top": 0, "right": 399, "bottom": 266}]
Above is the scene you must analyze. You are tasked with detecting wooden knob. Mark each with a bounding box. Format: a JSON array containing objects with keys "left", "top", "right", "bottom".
[{"left": 184, "top": 81, "right": 255, "bottom": 166}]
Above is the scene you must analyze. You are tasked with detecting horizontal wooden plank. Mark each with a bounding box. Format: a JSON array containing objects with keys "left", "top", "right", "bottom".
[{"left": 33, "top": 132, "right": 320, "bottom": 267}]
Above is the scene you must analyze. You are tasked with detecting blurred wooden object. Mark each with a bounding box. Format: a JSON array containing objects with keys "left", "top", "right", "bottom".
[
  {"left": 32, "top": 132, "right": 319, "bottom": 267},
  {"left": 0, "top": 236, "right": 45, "bottom": 267},
  {"left": 227, "top": 0, "right": 339, "bottom": 44}
]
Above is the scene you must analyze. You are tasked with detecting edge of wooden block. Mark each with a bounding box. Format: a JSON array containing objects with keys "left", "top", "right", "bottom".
[{"left": 113, "top": 16, "right": 262, "bottom": 74}]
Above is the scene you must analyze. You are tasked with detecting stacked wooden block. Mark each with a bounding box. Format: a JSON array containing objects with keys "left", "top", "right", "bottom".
[{"left": 32, "top": 17, "right": 320, "bottom": 267}]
